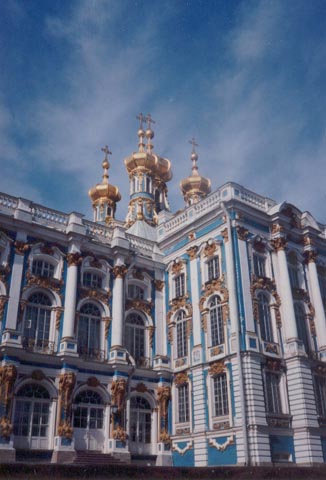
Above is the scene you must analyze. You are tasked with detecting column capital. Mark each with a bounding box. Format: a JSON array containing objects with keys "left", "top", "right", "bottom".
[
  {"left": 112, "top": 264, "right": 127, "bottom": 279},
  {"left": 271, "top": 237, "right": 288, "bottom": 252},
  {"left": 304, "top": 250, "right": 318, "bottom": 264},
  {"left": 186, "top": 245, "right": 198, "bottom": 260},
  {"left": 66, "top": 252, "right": 82, "bottom": 267}
]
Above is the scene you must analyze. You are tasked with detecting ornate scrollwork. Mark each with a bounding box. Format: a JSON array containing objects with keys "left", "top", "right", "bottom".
[
  {"left": 209, "top": 360, "right": 225, "bottom": 376},
  {"left": 203, "top": 241, "right": 217, "bottom": 257},
  {"left": 132, "top": 268, "right": 144, "bottom": 280},
  {"left": 112, "top": 265, "right": 128, "bottom": 279},
  {"left": 271, "top": 237, "right": 287, "bottom": 252},
  {"left": 160, "top": 429, "right": 171, "bottom": 444},
  {"left": 59, "top": 372, "right": 76, "bottom": 421},
  {"left": 147, "top": 325, "right": 155, "bottom": 348},
  {"left": 199, "top": 276, "right": 229, "bottom": 312},
  {"left": 220, "top": 228, "right": 228, "bottom": 242},
  {"left": 79, "top": 287, "right": 110, "bottom": 303},
  {"left": 14, "top": 241, "right": 30, "bottom": 256},
  {"left": 58, "top": 420, "right": 74, "bottom": 440},
  {"left": 111, "top": 378, "right": 126, "bottom": 412},
  {"left": 0, "top": 365, "right": 17, "bottom": 407},
  {"left": 154, "top": 279, "right": 164, "bottom": 291},
  {"left": 126, "top": 298, "right": 152, "bottom": 316},
  {"left": 265, "top": 358, "right": 283, "bottom": 372},
  {"left": 236, "top": 226, "right": 249, "bottom": 241},
  {"left": 0, "top": 296, "right": 8, "bottom": 323},
  {"left": 0, "top": 416, "right": 12, "bottom": 439},
  {"left": 304, "top": 250, "right": 318, "bottom": 264},
  {"left": 113, "top": 424, "right": 127, "bottom": 442},
  {"left": 104, "top": 316, "right": 112, "bottom": 339},
  {"left": 25, "top": 271, "right": 63, "bottom": 293},
  {"left": 157, "top": 386, "right": 171, "bottom": 423},
  {"left": 174, "top": 372, "right": 188, "bottom": 387},
  {"left": 171, "top": 260, "right": 185, "bottom": 275},
  {"left": 186, "top": 246, "right": 198, "bottom": 260}
]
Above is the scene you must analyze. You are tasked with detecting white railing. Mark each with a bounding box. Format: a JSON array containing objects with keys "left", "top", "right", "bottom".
[
  {"left": 126, "top": 233, "right": 155, "bottom": 255},
  {"left": 0, "top": 193, "right": 18, "bottom": 215},
  {"left": 160, "top": 182, "right": 276, "bottom": 238},
  {"left": 84, "top": 220, "right": 114, "bottom": 242},
  {"left": 31, "top": 204, "right": 69, "bottom": 231}
]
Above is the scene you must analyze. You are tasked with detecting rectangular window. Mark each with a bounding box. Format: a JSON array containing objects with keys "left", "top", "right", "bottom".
[
  {"left": 314, "top": 376, "right": 326, "bottom": 416},
  {"left": 207, "top": 257, "right": 220, "bottom": 281},
  {"left": 288, "top": 266, "right": 300, "bottom": 289},
  {"left": 177, "top": 384, "right": 190, "bottom": 423},
  {"left": 265, "top": 372, "right": 282, "bottom": 414},
  {"left": 253, "top": 254, "right": 266, "bottom": 278},
  {"left": 32, "top": 260, "right": 54, "bottom": 278},
  {"left": 83, "top": 272, "right": 102, "bottom": 288},
  {"left": 175, "top": 274, "right": 185, "bottom": 298},
  {"left": 213, "top": 374, "right": 229, "bottom": 417}
]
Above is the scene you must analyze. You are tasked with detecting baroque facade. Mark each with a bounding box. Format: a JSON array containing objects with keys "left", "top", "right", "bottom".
[{"left": 1, "top": 117, "right": 326, "bottom": 466}]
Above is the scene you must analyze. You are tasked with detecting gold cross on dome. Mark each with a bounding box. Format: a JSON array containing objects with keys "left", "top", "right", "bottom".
[
  {"left": 136, "top": 113, "right": 145, "bottom": 129},
  {"left": 189, "top": 137, "right": 199, "bottom": 151},
  {"left": 101, "top": 145, "right": 112, "bottom": 160},
  {"left": 146, "top": 113, "right": 156, "bottom": 129}
]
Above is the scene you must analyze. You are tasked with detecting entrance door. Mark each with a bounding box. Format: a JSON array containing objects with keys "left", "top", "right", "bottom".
[
  {"left": 129, "top": 396, "right": 152, "bottom": 455},
  {"left": 13, "top": 383, "right": 51, "bottom": 450},
  {"left": 73, "top": 390, "right": 104, "bottom": 451}
]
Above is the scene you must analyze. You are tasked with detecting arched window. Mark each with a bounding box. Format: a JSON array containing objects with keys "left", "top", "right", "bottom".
[
  {"left": 176, "top": 311, "right": 188, "bottom": 358},
  {"left": 294, "top": 302, "right": 310, "bottom": 353},
  {"left": 23, "top": 292, "right": 52, "bottom": 350},
  {"left": 209, "top": 296, "right": 224, "bottom": 346},
  {"left": 257, "top": 293, "right": 273, "bottom": 342},
  {"left": 14, "top": 384, "right": 50, "bottom": 440},
  {"left": 73, "top": 390, "right": 104, "bottom": 430},
  {"left": 130, "top": 396, "right": 151, "bottom": 444},
  {"left": 78, "top": 303, "right": 101, "bottom": 358},
  {"left": 125, "top": 313, "right": 146, "bottom": 364}
]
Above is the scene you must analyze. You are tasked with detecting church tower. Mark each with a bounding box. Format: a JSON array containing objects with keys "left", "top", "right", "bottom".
[
  {"left": 124, "top": 114, "right": 172, "bottom": 234},
  {"left": 88, "top": 146, "right": 121, "bottom": 223},
  {"left": 180, "top": 138, "right": 211, "bottom": 206}
]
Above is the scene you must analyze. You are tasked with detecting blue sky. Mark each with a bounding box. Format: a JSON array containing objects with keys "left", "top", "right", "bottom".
[{"left": 1, "top": 0, "right": 326, "bottom": 223}]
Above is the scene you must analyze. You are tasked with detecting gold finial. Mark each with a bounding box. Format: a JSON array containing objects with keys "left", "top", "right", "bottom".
[
  {"left": 145, "top": 113, "right": 155, "bottom": 153},
  {"left": 136, "top": 113, "right": 146, "bottom": 153},
  {"left": 189, "top": 137, "right": 199, "bottom": 175},
  {"left": 101, "top": 145, "right": 112, "bottom": 184}
]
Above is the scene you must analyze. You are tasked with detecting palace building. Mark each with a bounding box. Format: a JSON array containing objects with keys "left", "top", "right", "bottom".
[{"left": 1, "top": 115, "right": 326, "bottom": 466}]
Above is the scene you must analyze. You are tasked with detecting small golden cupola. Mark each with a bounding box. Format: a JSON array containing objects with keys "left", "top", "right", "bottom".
[
  {"left": 180, "top": 138, "right": 211, "bottom": 206},
  {"left": 88, "top": 146, "right": 121, "bottom": 224},
  {"left": 124, "top": 113, "right": 172, "bottom": 230}
]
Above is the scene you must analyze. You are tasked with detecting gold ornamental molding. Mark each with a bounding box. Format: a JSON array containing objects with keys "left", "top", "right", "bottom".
[
  {"left": 203, "top": 241, "right": 217, "bottom": 258},
  {"left": 133, "top": 382, "right": 148, "bottom": 393},
  {"left": 79, "top": 287, "right": 110, "bottom": 304},
  {"left": 171, "top": 259, "right": 186, "bottom": 275},
  {"left": 25, "top": 271, "right": 63, "bottom": 293},
  {"left": 174, "top": 372, "right": 189, "bottom": 387},
  {"left": 14, "top": 241, "right": 30, "bottom": 256},
  {"left": 199, "top": 276, "right": 229, "bottom": 311},
  {"left": 0, "top": 365, "right": 17, "bottom": 407},
  {"left": 147, "top": 325, "right": 155, "bottom": 348},
  {"left": 131, "top": 268, "right": 144, "bottom": 281},
  {"left": 103, "top": 316, "right": 112, "bottom": 339},
  {"left": 304, "top": 250, "right": 318, "bottom": 264},
  {"left": 126, "top": 298, "right": 152, "bottom": 316},
  {"left": 67, "top": 252, "right": 82, "bottom": 267},
  {"left": 112, "top": 264, "right": 128, "bottom": 279},
  {"left": 154, "top": 279, "right": 164, "bottom": 291},
  {"left": 111, "top": 378, "right": 126, "bottom": 412},
  {"left": 208, "top": 360, "right": 225, "bottom": 376},
  {"left": 271, "top": 237, "right": 287, "bottom": 252},
  {"left": 157, "top": 386, "right": 171, "bottom": 423},
  {"left": 265, "top": 358, "right": 283, "bottom": 372},
  {"left": 186, "top": 245, "right": 198, "bottom": 260},
  {"left": 87, "top": 376, "right": 100, "bottom": 387},
  {"left": 236, "top": 226, "right": 249, "bottom": 241},
  {"left": 271, "top": 223, "right": 284, "bottom": 235},
  {"left": 0, "top": 296, "right": 8, "bottom": 322}
]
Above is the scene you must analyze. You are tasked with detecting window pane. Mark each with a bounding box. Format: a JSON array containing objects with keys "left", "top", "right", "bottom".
[
  {"left": 258, "top": 294, "right": 273, "bottom": 342},
  {"left": 178, "top": 384, "right": 189, "bottom": 423},
  {"left": 213, "top": 374, "right": 229, "bottom": 417},
  {"left": 208, "top": 257, "right": 220, "bottom": 281},
  {"left": 210, "top": 297, "right": 224, "bottom": 346},
  {"left": 265, "top": 372, "right": 282, "bottom": 414}
]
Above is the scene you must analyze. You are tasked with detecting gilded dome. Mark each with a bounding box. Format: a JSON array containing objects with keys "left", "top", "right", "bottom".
[
  {"left": 180, "top": 139, "right": 211, "bottom": 205},
  {"left": 88, "top": 146, "right": 121, "bottom": 223},
  {"left": 124, "top": 151, "right": 172, "bottom": 182}
]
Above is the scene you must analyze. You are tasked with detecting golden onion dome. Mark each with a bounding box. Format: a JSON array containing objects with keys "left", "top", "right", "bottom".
[
  {"left": 180, "top": 138, "right": 211, "bottom": 205},
  {"left": 88, "top": 146, "right": 121, "bottom": 206},
  {"left": 124, "top": 113, "right": 172, "bottom": 181}
]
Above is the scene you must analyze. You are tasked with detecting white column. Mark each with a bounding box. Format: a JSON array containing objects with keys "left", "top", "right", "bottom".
[
  {"left": 62, "top": 252, "right": 80, "bottom": 339},
  {"left": 237, "top": 229, "right": 255, "bottom": 333},
  {"left": 305, "top": 252, "right": 326, "bottom": 350},
  {"left": 154, "top": 278, "right": 166, "bottom": 356},
  {"left": 6, "top": 235, "right": 27, "bottom": 330},
  {"left": 222, "top": 230, "right": 238, "bottom": 336},
  {"left": 273, "top": 239, "right": 298, "bottom": 341},
  {"left": 152, "top": 408, "right": 158, "bottom": 451},
  {"left": 111, "top": 264, "right": 126, "bottom": 347},
  {"left": 187, "top": 247, "right": 201, "bottom": 346}
]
